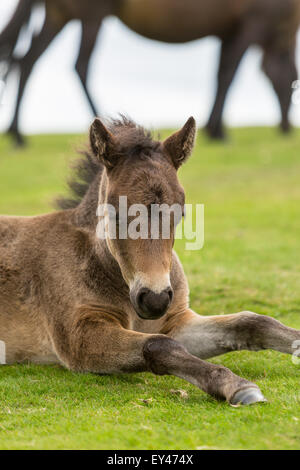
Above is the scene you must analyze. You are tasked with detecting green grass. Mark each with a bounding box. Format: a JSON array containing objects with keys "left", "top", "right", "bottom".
[{"left": 0, "top": 128, "right": 299, "bottom": 450}]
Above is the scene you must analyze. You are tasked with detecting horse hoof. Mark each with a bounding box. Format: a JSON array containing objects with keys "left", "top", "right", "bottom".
[
  {"left": 204, "top": 124, "right": 226, "bottom": 141},
  {"left": 280, "top": 122, "right": 291, "bottom": 134},
  {"left": 7, "top": 129, "right": 26, "bottom": 147},
  {"left": 230, "top": 387, "right": 267, "bottom": 406}
]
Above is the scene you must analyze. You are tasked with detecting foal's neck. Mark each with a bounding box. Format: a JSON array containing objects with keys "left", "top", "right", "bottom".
[{"left": 73, "top": 170, "right": 106, "bottom": 229}]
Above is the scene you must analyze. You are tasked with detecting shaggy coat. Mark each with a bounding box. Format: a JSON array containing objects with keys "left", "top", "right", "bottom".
[{"left": 0, "top": 117, "right": 299, "bottom": 406}]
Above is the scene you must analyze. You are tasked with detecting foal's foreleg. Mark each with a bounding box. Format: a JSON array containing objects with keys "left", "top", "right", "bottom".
[
  {"left": 53, "top": 307, "right": 265, "bottom": 405},
  {"left": 170, "top": 310, "right": 300, "bottom": 359}
]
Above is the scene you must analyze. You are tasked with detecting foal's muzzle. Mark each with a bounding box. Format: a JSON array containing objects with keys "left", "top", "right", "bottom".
[{"left": 132, "top": 286, "right": 173, "bottom": 320}]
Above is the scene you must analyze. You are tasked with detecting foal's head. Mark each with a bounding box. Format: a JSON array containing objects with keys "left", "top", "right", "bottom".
[{"left": 90, "top": 117, "right": 196, "bottom": 320}]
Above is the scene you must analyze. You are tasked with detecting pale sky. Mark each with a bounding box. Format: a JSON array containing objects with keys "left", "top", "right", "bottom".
[{"left": 1, "top": 0, "right": 300, "bottom": 134}]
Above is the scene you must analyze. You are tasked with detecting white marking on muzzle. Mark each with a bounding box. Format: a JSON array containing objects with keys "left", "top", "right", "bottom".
[
  {"left": 0, "top": 341, "right": 6, "bottom": 365},
  {"left": 131, "top": 272, "right": 171, "bottom": 294}
]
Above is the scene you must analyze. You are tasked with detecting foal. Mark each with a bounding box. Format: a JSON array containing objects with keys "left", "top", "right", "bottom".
[{"left": 0, "top": 117, "right": 299, "bottom": 405}]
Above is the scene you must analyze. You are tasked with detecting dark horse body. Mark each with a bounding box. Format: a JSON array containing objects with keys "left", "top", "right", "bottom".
[
  {"left": 1, "top": 0, "right": 299, "bottom": 144},
  {"left": 0, "top": 116, "right": 299, "bottom": 405}
]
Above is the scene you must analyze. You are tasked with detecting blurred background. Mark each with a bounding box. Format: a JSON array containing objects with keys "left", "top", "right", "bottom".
[{"left": 1, "top": 0, "right": 300, "bottom": 135}]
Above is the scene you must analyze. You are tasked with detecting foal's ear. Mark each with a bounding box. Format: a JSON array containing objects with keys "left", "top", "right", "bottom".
[
  {"left": 89, "top": 118, "right": 117, "bottom": 169},
  {"left": 163, "top": 117, "right": 196, "bottom": 169}
]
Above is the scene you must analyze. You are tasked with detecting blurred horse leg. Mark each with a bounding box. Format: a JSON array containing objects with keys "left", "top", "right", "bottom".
[
  {"left": 205, "top": 28, "right": 251, "bottom": 139},
  {"left": 0, "top": 0, "right": 35, "bottom": 64},
  {"left": 75, "top": 20, "right": 102, "bottom": 117},
  {"left": 262, "top": 46, "right": 297, "bottom": 133},
  {"left": 7, "top": 17, "right": 64, "bottom": 146}
]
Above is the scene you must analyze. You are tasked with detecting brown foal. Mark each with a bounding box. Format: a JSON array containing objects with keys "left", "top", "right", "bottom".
[{"left": 0, "top": 116, "right": 299, "bottom": 405}]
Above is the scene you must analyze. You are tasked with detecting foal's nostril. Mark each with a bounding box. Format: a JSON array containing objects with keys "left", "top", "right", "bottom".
[
  {"left": 136, "top": 286, "right": 173, "bottom": 319},
  {"left": 166, "top": 286, "right": 173, "bottom": 303},
  {"left": 137, "top": 288, "right": 150, "bottom": 310}
]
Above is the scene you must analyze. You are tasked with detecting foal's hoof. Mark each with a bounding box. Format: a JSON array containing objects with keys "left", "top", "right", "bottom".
[{"left": 230, "top": 387, "right": 267, "bottom": 406}]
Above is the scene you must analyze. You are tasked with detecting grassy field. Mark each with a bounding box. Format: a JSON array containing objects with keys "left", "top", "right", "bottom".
[{"left": 0, "top": 128, "right": 299, "bottom": 450}]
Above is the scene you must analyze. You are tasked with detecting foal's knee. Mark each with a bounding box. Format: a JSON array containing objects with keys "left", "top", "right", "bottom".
[
  {"left": 237, "top": 311, "right": 276, "bottom": 330},
  {"left": 143, "top": 336, "right": 188, "bottom": 376},
  {"left": 235, "top": 311, "right": 283, "bottom": 348}
]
